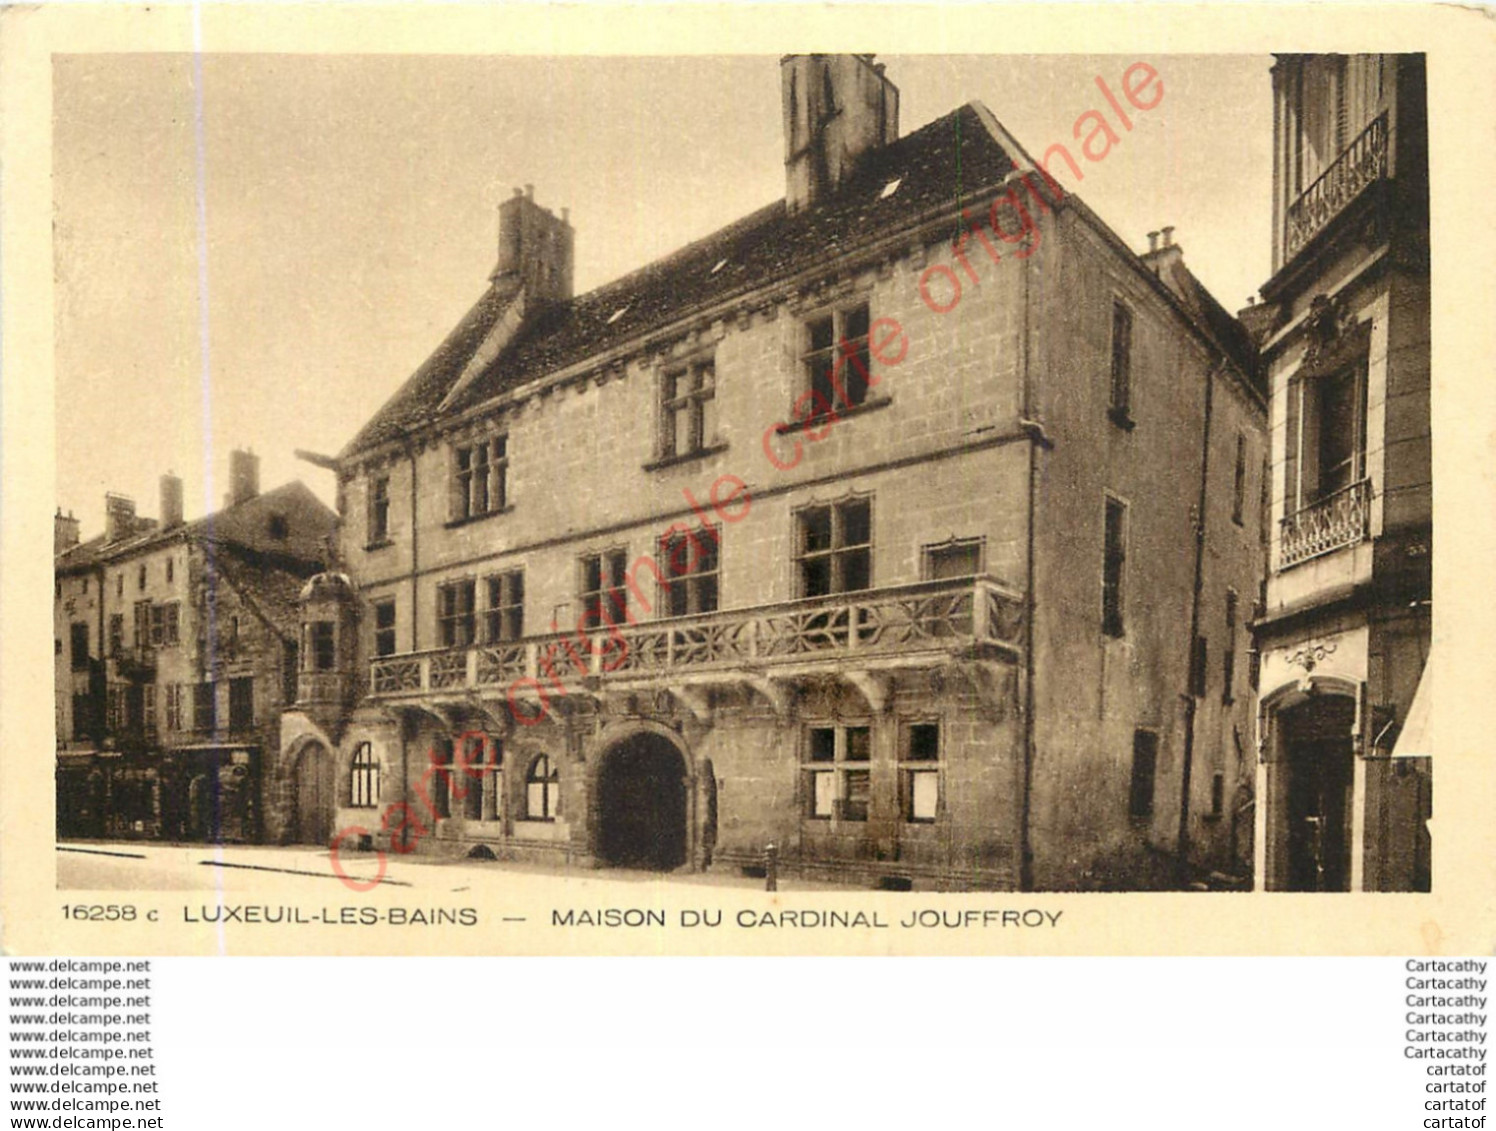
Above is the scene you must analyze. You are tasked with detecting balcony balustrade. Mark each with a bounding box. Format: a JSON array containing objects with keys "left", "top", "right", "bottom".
[
  {"left": 369, "top": 575, "right": 1025, "bottom": 701},
  {"left": 1279, "top": 479, "right": 1372, "bottom": 568},
  {"left": 1284, "top": 113, "right": 1388, "bottom": 262}
]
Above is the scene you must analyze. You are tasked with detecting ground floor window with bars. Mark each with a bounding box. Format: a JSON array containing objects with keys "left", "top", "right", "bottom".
[
  {"left": 803, "top": 724, "right": 871, "bottom": 821},
  {"left": 350, "top": 742, "right": 380, "bottom": 808}
]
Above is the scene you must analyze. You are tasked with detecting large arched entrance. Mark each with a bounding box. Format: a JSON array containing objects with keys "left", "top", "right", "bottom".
[
  {"left": 595, "top": 732, "right": 688, "bottom": 870},
  {"left": 1278, "top": 695, "right": 1356, "bottom": 892},
  {"left": 291, "top": 741, "right": 335, "bottom": 846}
]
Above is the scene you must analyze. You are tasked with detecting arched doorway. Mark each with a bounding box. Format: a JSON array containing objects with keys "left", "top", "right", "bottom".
[
  {"left": 1279, "top": 695, "right": 1356, "bottom": 892},
  {"left": 595, "top": 732, "right": 688, "bottom": 870},
  {"left": 291, "top": 741, "right": 335, "bottom": 846}
]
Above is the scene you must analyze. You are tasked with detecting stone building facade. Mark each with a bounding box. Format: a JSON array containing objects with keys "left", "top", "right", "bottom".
[
  {"left": 283, "top": 55, "right": 1266, "bottom": 890},
  {"left": 1248, "top": 54, "right": 1431, "bottom": 891},
  {"left": 54, "top": 454, "right": 335, "bottom": 843}
]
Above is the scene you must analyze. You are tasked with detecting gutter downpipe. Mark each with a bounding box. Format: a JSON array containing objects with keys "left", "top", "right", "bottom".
[
  {"left": 1175, "top": 357, "right": 1223, "bottom": 888},
  {"left": 1019, "top": 238, "right": 1039, "bottom": 893}
]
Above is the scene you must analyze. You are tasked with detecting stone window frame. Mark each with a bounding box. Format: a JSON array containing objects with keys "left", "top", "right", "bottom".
[
  {"left": 1101, "top": 492, "right": 1128, "bottom": 638},
  {"left": 436, "top": 577, "right": 478, "bottom": 649},
  {"left": 658, "top": 523, "right": 720, "bottom": 618},
  {"left": 368, "top": 473, "right": 392, "bottom": 548},
  {"left": 373, "top": 598, "right": 397, "bottom": 657},
  {"left": 484, "top": 570, "right": 525, "bottom": 644},
  {"left": 578, "top": 547, "right": 630, "bottom": 632},
  {"left": 1108, "top": 298, "right": 1135, "bottom": 431},
  {"left": 921, "top": 535, "right": 986, "bottom": 581},
  {"left": 448, "top": 432, "right": 510, "bottom": 526},
  {"left": 801, "top": 721, "right": 872, "bottom": 823},
  {"left": 899, "top": 718, "right": 944, "bottom": 824},
  {"left": 798, "top": 299, "right": 875, "bottom": 422},
  {"left": 652, "top": 352, "right": 724, "bottom": 467},
  {"left": 350, "top": 741, "right": 381, "bottom": 809},
  {"left": 793, "top": 493, "right": 874, "bottom": 600},
  {"left": 524, "top": 752, "right": 560, "bottom": 821}
]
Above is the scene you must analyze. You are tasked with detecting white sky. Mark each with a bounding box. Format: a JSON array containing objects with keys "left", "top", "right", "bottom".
[{"left": 54, "top": 53, "right": 1274, "bottom": 533}]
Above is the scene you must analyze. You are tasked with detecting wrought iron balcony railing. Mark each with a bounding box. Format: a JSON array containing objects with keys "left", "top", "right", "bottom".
[
  {"left": 1284, "top": 113, "right": 1388, "bottom": 262},
  {"left": 369, "top": 575, "right": 1025, "bottom": 699},
  {"left": 1279, "top": 478, "right": 1372, "bottom": 568}
]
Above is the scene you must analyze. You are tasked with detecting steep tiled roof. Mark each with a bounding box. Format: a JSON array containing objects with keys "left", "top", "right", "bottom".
[
  {"left": 211, "top": 546, "right": 312, "bottom": 640},
  {"left": 55, "top": 482, "right": 336, "bottom": 572},
  {"left": 342, "top": 103, "right": 1020, "bottom": 458},
  {"left": 1157, "top": 259, "right": 1263, "bottom": 395}
]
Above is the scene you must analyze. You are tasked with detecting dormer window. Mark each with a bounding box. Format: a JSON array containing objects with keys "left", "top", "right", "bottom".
[{"left": 268, "top": 514, "right": 288, "bottom": 540}]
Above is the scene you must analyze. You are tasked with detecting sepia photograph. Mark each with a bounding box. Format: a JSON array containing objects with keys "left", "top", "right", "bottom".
[{"left": 46, "top": 48, "right": 1432, "bottom": 905}]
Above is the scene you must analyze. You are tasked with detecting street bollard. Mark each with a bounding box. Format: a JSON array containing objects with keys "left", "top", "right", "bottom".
[{"left": 765, "top": 842, "right": 778, "bottom": 892}]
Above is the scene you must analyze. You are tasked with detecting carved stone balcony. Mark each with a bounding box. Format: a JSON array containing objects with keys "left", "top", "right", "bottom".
[
  {"left": 1284, "top": 113, "right": 1388, "bottom": 262},
  {"left": 1279, "top": 479, "right": 1372, "bottom": 568},
  {"left": 368, "top": 575, "right": 1025, "bottom": 705}
]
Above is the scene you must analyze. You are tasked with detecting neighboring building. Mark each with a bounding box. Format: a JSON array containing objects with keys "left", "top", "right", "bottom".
[
  {"left": 54, "top": 452, "right": 336, "bottom": 843},
  {"left": 283, "top": 55, "right": 1265, "bottom": 890},
  {"left": 1248, "top": 54, "right": 1431, "bottom": 891}
]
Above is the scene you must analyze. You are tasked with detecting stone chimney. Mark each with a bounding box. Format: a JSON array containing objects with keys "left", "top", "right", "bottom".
[
  {"left": 54, "top": 508, "right": 80, "bottom": 555},
  {"left": 492, "top": 185, "right": 574, "bottom": 304},
  {"left": 782, "top": 54, "right": 899, "bottom": 214},
  {"left": 104, "top": 493, "right": 137, "bottom": 544},
  {"left": 228, "top": 449, "right": 260, "bottom": 508},
  {"left": 160, "top": 472, "right": 184, "bottom": 529},
  {"left": 1141, "top": 225, "right": 1185, "bottom": 293}
]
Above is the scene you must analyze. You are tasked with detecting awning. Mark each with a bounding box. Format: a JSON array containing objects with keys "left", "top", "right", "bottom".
[{"left": 1391, "top": 649, "right": 1433, "bottom": 759}]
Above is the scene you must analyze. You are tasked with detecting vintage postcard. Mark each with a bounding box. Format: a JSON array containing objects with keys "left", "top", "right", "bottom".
[{"left": 3, "top": 3, "right": 1491, "bottom": 956}]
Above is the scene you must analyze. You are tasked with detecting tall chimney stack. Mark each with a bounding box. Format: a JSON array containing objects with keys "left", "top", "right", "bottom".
[
  {"left": 160, "top": 472, "right": 184, "bottom": 529},
  {"left": 493, "top": 186, "right": 574, "bottom": 304},
  {"left": 104, "top": 493, "right": 137, "bottom": 544},
  {"left": 54, "top": 508, "right": 80, "bottom": 555},
  {"left": 781, "top": 54, "right": 899, "bottom": 214},
  {"left": 227, "top": 449, "right": 260, "bottom": 508}
]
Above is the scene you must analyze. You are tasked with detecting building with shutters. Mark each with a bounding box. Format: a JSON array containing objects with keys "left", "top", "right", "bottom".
[
  {"left": 1247, "top": 54, "right": 1431, "bottom": 891},
  {"left": 54, "top": 451, "right": 336, "bottom": 844},
  {"left": 282, "top": 54, "right": 1267, "bottom": 890}
]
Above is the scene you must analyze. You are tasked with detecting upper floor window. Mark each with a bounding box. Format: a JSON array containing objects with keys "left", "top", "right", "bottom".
[
  {"left": 133, "top": 601, "right": 151, "bottom": 650},
  {"left": 660, "top": 525, "right": 719, "bottom": 617},
  {"left": 69, "top": 622, "right": 90, "bottom": 670},
  {"left": 485, "top": 571, "right": 525, "bottom": 643},
  {"left": 802, "top": 302, "right": 871, "bottom": 418},
  {"left": 138, "top": 563, "right": 147, "bottom": 591},
  {"left": 1102, "top": 495, "right": 1127, "bottom": 637},
  {"left": 924, "top": 537, "right": 984, "bottom": 580},
  {"left": 107, "top": 614, "right": 124, "bottom": 659},
  {"left": 116, "top": 574, "right": 124, "bottom": 598},
  {"left": 369, "top": 476, "right": 391, "bottom": 544},
  {"left": 228, "top": 677, "right": 254, "bottom": 730},
  {"left": 166, "top": 558, "right": 174, "bottom": 585},
  {"left": 1109, "top": 301, "right": 1134, "bottom": 427},
  {"left": 1232, "top": 432, "right": 1248, "bottom": 525},
  {"left": 373, "top": 599, "right": 396, "bottom": 657},
  {"left": 1285, "top": 360, "right": 1368, "bottom": 511},
  {"left": 192, "top": 682, "right": 216, "bottom": 732},
  {"left": 437, "top": 579, "right": 477, "bottom": 648},
  {"left": 580, "top": 550, "right": 629, "bottom": 631},
  {"left": 796, "top": 497, "right": 871, "bottom": 598},
  {"left": 309, "top": 621, "right": 336, "bottom": 671},
  {"left": 1222, "top": 589, "right": 1239, "bottom": 705},
  {"left": 149, "top": 602, "right": 180, "bottom": 649},
  {"left": 660, "top": 359, "right": 717, "bottom": 460},
  {"left": 450, "top": 434, "right": 508, "bottom": 523}
]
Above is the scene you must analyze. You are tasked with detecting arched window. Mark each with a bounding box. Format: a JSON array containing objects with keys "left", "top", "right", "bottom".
[
  {"left": 350, "top": 743, "right": 379, "bottom": 808},
  {"left": 525, "top": 754, "right": 559, "bottom": 821}
]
